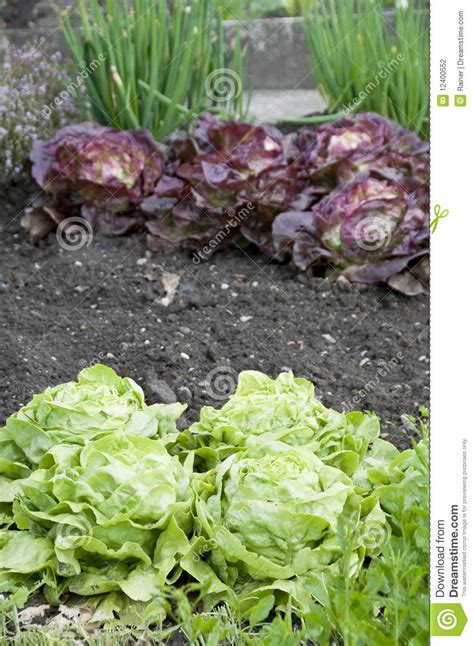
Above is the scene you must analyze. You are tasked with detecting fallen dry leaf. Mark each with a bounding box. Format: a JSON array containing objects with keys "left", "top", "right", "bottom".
[
  {"left": 18, "top": 604, "right": 50, "bottom": 626},
  {"left": 22, "top": 205, "right": 64, "bottom": 246},
  {"left": 411, "top": 256, "right": 430, "bottom": 286},
  {"left": 160, "top": 272, "right": 181, "bottom": 306},
  {"left": 387, "top": 270, "right": 426, "bottom": 296},
  {"left": 47, "top": 604, "right": 93, "bottom": 629}
]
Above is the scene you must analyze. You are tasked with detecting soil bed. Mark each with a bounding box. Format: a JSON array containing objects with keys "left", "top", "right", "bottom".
[{"left": 0, "top": 183, "right": 429, "bottom": 450}]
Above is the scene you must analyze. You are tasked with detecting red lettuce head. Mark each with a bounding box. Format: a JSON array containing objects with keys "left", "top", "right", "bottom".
[
  {"left": 25, "top": 123, "right": 164, "bottom": 242},
  {"left": 273, "top": 178, "right": 429, "bottom": 283},
  {"left": 31, "top": 123, "right": 163, "bottom": 209},
  {"left": 143, "top": 114, "right": 314, "bottom": 256},
  {"left": 297, "top": 112, "right": 429, "bottom": 194}
]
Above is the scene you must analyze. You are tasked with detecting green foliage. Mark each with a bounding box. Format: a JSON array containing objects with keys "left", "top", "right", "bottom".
[
  {"left": 303, "top": 0, "right": 429, "bottom": 138},
  {"left": 317, "top": 422, "right": 429, "bottom": 644},
  {"left": 0, "top": 369, "right": 429, "bottom": 642},
  {"left": 187, "top": 370, "right": 380, "bottom": 470},
  {"left": 0, "top": 364, "right": 185, "bottom": 519},
  {"left": 220, "top": 0, "right": 313, "bottom": 19},
  {"left": 61, "top": 0, "right": 247, "bottom": 140}
]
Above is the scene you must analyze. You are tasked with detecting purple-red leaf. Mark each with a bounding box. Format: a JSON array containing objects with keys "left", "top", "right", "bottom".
[{"left": 273, "top": 178, "right": 429, "bottom": 281}]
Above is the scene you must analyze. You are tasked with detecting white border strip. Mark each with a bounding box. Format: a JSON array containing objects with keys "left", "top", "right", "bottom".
[{"left": 431, "top": 0, "right": 472, "bottom": 641}]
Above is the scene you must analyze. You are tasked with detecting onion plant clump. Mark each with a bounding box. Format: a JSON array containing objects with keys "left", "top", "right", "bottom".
[
  {"left": 0, "top": 366, "right": 428, "bottom": 642},
  {"left": 303, "top": 0, "right": 429, "bottom": 138},
  {"left": 61, "top": 0, "right": 247, "bottom": 140},
  {"left": 220, "top": 0, "right": 314, "bottom": 19}
]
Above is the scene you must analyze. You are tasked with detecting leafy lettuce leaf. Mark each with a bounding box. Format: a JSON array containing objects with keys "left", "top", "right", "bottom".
[
  {"left": 0, "top": 435, "right": 193, "bottom": 605},
  {"left": 182, "top": 441, "right": 388, "bottom": 616},
  {"left": 273, "top": 178, "right": 429, "bottom": 282},
  {"left": 185, "top": 370, "right": 379, "bottom": 475},
  {"left": 143, "top": 113, "right": 314, "bottom": 256},
  {"left": 0, "top": 365, "right": 186, "bottom": 511},
  {"left": 0, "top": 366, "right": 428, "bottom": 632}
]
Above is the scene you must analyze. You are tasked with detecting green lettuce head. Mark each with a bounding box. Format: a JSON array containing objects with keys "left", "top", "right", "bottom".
[
  {"left": 0, "top": 365, "right": 186, "bottom": 511},
  {"left": 0, "top": 435, "right": 193, "bottom": 610},
  {"left": 188, "top": 371, "right": 379, "bottom": 475},
  {"left": 183, "top": 442, "right": 388, "bottom": 615},
  {"left": 354, "top": 435, "right": 429, "bottom": 524}
]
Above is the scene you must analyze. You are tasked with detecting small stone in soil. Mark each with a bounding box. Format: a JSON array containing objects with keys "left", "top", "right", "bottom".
[
  {"left": 178, "top": 386, "right": 193, "bottom": 402},
  {"left": 147, "top": 376, "right": 177, "bottom": 403},
  {"left": 336, "top": 275, "right": 352, "bottom": 289}
]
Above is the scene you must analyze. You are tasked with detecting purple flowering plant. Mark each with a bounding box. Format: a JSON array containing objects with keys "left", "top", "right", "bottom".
[{"left": 0, "top": 43, "right": 80, "bottom": 186}]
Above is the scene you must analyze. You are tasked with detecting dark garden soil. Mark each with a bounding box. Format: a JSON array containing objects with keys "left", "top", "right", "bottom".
[{"left": 0, "top": 181, "right": 429, "bottom": 451}]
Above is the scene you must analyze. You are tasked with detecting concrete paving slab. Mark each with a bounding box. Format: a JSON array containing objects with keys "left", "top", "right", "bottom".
[{"left": 246, "top": 88, "right": 326, "bottom": 122}]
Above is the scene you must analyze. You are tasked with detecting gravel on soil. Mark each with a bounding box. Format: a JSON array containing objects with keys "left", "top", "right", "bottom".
[{"left": 0, "top": 182, "right": 429, "bottom": 450}]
